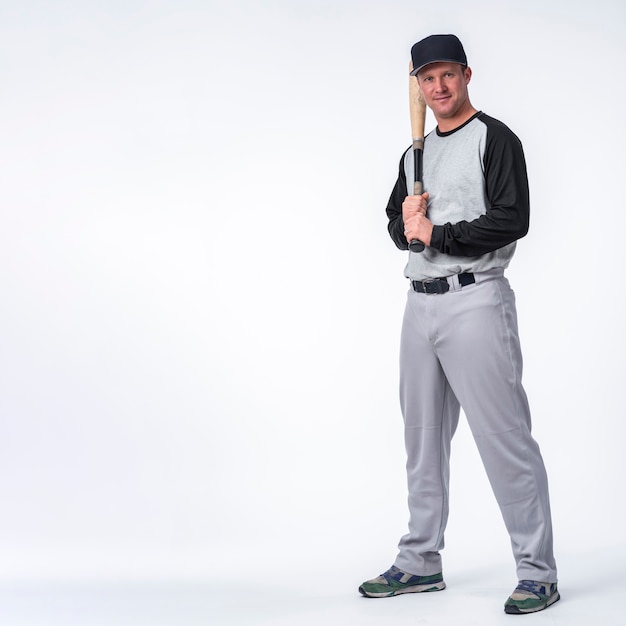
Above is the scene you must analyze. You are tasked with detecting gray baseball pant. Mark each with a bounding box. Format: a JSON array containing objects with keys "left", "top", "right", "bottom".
[{"left": 393, "top": 268, "right": 557, "bottom": 583}]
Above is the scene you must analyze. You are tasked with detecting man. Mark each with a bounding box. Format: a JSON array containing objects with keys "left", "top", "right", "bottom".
[{"left": 359, "top": 34, "right": 559, "bottom": 615}]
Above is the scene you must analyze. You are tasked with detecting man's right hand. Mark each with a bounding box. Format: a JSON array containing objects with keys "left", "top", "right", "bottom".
[
  {"left": 402, "top": 191, "right": 429, "bottom": 222},
  {"left": 402, "top": 192, "right": 431, "bottom": 247}
]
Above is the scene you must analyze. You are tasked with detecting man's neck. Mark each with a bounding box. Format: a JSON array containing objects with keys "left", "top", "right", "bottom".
[{"left": 436, "top": 104, "right": 479, "bottom": 133}]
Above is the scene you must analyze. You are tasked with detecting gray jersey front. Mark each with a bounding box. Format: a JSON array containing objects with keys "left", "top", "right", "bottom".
[{"left": 402, "top": 113, "right": 524, "bottom": 280}]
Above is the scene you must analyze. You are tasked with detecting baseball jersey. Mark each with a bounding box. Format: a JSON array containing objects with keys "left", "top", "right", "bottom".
[{"left": 385, "top": 111, "right": 530, "bottom": 281}]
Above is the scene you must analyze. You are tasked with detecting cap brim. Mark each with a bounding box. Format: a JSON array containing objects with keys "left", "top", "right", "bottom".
[{"left": 410, "top": 58, "right": 465, "bottom": 76}]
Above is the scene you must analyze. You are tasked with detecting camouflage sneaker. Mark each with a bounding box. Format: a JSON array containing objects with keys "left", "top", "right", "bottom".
[
  {"left": 359, "top": 565, "right": 445, "bottom": 598},
  {"left": 504, "top": 580, "right": 560, "bottom": 614}
]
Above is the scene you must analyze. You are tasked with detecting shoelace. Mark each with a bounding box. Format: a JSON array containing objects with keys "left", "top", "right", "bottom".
[
  {"left": 382, "top": 566, "right": 406, "bottom": 584},
  {"left": 516, "top": 580, "right": 546, "bottom": 595}
]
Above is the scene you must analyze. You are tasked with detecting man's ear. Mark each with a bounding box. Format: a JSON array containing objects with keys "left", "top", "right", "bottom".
[{"left": 464, "top": 66, "right": 472, "bottom": 85}]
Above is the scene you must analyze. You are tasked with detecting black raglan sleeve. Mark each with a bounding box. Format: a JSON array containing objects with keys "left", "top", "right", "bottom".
[
  {"left": 386, "top": 150, "right": 411, "bottom": 250},
  {"left": 429, "top": 117, "right": 530, "bottom": 257}
]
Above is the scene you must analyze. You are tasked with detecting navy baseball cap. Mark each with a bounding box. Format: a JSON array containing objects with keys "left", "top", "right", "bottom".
[{"left": 410, "top": 34, "right": 467, "bottom": 75}]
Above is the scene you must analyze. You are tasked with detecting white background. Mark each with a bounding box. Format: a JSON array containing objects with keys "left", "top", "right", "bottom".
[{"left": 0, "top": 0, "right": 625, "bottom": 624}]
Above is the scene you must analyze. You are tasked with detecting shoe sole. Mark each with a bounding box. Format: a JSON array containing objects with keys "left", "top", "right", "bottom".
[
  {"left": 359, "top": 582, "right": 446, "bottom": 598},
  {"left": 504, "top": 591, "right": 560, "bottom": 614}
]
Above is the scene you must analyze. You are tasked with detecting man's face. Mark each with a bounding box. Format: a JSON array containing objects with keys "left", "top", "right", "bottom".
[{"left": 416, "top": 62, "right": 472, "bottom": 121}]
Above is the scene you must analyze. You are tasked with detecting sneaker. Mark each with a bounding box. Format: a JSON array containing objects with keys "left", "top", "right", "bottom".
[
  {"left": 504, "top": 580, "right": 560, "bottom": 614},
  {"left": 359, "top": 565, "right": 446, "bottom": 598}
]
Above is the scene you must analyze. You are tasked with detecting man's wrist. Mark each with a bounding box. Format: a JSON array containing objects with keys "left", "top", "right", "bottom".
[{"left": 429, "top": 224, "right": 443, "bottom": 251}]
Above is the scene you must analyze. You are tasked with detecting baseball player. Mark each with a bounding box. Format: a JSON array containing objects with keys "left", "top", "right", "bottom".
[{"left": 358, "top": 34, "right": 559, "bottom": 615}]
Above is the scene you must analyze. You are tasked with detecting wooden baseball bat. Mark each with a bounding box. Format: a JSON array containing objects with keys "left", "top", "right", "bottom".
[{"left": 408, "top": 61, "right": 426, "bottom": 253}]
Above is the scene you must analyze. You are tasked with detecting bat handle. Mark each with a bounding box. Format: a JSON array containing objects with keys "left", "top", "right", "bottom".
[
  {"left": 409, "top": 239, "right": 425, "bottom": 252},
  {"left": 409, "top": 179, "right": 425, "bottom": 253}
]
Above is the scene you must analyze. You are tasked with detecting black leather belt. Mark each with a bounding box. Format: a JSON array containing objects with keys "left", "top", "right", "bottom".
[{"left": 411, "top": 272, "right": 475, "bottom": 294}]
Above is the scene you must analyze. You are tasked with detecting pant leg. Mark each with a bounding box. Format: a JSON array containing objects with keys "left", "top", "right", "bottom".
[
  {"left": 394, "top": 289, "right": 460, "bottom": 576},
  {"left": 435, "top": 273, "right": 557, "bottom": 582}
]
